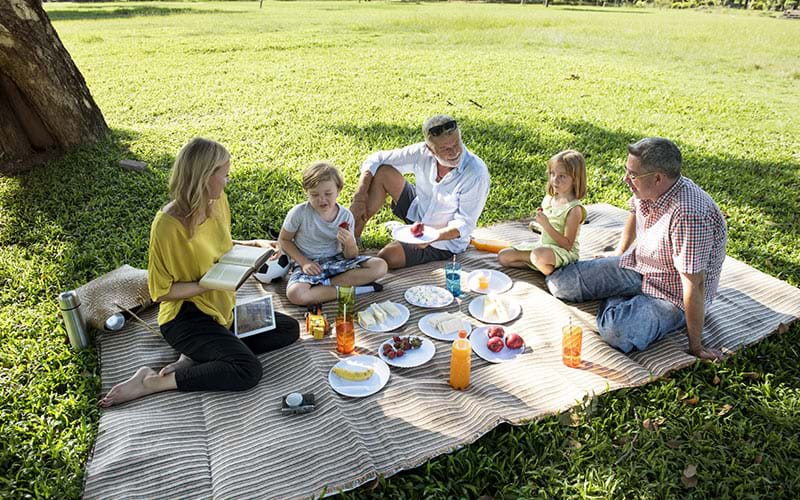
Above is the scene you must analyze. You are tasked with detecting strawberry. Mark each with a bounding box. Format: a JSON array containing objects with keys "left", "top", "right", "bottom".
[
  {"left": 396, "top": 349, "right": 405, "bottom": 357},
  {"left": 338, "top": 221, "right": 350, "bottom": 230}
]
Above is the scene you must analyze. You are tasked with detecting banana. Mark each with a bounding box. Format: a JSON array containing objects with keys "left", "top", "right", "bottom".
[{"left": 332, "top": 365, "right": 374, "bottom": 382}]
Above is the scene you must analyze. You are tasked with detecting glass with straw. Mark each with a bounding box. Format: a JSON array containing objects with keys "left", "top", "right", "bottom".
[
  {"left": 445, "top": 255, "right": 462, "bottom": 297},
  {"left": 336, "top": 286, "right": 355, "bottom": 354},
  {"left": 562, "top": 316, "right": 583, "bottom": 368}
]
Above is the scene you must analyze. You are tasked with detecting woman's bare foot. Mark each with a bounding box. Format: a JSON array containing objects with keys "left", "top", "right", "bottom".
[
  {"left": 99, "top": 366, "right": 176, "bottom": 407},
  {"left": 159, "top": 353, "right": 194, "bottom": 376}
]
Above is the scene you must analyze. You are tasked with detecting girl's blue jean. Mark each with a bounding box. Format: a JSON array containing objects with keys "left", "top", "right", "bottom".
[{"left": 545, "top": 257, "right": 686, "bottom": 353}]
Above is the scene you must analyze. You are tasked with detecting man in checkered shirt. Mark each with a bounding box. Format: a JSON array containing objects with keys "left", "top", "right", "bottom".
[{"left": 546, "top": 138, "right": 727, "bottom": 360}]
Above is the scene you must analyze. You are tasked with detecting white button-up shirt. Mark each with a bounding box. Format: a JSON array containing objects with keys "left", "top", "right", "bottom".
[{"left": 360, "top": 142, "right": 491, "bottom": 253}]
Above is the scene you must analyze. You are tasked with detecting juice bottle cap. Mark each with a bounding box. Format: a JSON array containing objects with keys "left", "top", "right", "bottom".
[{"left": 458, "top": 329, "right": 468, "bottom": 339}]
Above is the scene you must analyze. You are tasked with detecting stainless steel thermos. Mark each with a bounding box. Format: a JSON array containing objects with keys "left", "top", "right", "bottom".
[{"left": 58, "top": 290, "right": 89, "bottom": 349}]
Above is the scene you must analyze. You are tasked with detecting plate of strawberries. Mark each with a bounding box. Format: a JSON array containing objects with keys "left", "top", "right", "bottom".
[
  {"left": 392, "top": 222, "right": 438, "bottom": 244},
  {"left": 470, "top": 325, "right": 526, "bottom": 363},
  {"left": 378, "top": 335, "right": 436, "bottom": 368}
]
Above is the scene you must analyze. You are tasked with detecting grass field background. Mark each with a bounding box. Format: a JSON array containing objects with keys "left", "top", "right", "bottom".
[{"left": 1, "top": 1, "right": 798, "bottom": 497}]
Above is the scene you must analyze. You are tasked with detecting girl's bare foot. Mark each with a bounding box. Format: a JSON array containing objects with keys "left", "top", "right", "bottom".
[
  {"left": 99, "top": 366, "right": 176, "bottom": 407},
  {"left": 159, "top": 353, "right": 194, "bottom": 376}
]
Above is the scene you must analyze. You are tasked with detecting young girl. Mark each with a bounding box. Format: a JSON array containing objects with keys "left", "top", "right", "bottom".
[
  {"left": 100, "top": 138, "right": 299, "bottom": 407},
  {"left": 498, "top": 150, "right": 587, "bottom": 276},
  {"left": 280, "top": 162, "right": 388, "bottom": 306}
]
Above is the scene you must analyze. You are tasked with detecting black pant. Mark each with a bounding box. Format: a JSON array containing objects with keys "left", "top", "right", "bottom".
[{"left": 160, "top": 302, "right": 299, "bottom": 392}]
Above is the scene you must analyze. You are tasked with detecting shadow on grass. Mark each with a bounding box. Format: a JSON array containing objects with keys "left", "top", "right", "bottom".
[{"left": 46, "top": 6, "right": 244, "bottom": 22}]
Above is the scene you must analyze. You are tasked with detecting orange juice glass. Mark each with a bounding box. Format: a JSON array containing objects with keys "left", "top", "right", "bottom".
[
  {"left": 477, "top": 273, "right": 490, "bottom": 290},
  {"left": 449, "top": 330, "right": 471, "bottom": 389},
  {"left": 562, "top": 325, "right": 583, "bottom": 368},
  {"left": 336, "top": 317, "right": 355, "bottom": 354}
]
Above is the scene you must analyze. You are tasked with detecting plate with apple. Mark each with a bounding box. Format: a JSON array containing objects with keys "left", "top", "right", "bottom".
[
  {"left": 392, "top": 222, "right": 438, "bottom": 244},
  {"left": 470, "top": 325, "right": 526, "bottom": 363}
]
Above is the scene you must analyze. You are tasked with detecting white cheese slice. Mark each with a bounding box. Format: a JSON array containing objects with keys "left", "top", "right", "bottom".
[
  {"left": 380, "top": 301, "right": 401, "bottom": 319},
  {"left": 370, "top": 303, "right": 387, "bottom": 323},
  {"left": 428, "top": 312, "right": 452, "bottom": 329},
  {"left": 358, "top": 310, "right": 376, "bottom": 328},
  {"left": 438, "top": 318, "right": 464, "bottom": 335}
]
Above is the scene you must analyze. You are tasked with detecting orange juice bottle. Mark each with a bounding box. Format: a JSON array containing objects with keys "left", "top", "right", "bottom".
[{"left": 449, "top": 330, "right": 471, "bottom": 390}]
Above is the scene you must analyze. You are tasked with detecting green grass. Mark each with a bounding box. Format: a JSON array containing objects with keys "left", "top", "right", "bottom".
[{"left": 1, "top": 1, "right": 799, "bottom": 497}]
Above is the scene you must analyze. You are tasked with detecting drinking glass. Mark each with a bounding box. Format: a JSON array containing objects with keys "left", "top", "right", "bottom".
[
  {"left": 562, "top": 325, "right": 583, "bottom": 368},
  {"left": 445, "top": 262, "right": 462, "bottom": 297}
]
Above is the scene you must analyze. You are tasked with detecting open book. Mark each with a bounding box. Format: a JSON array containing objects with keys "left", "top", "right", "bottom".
[
  {"left": 199, "top": 245, "right": 274, "bottom": 291},
  {"left": 233, "top": 295, "right": 276, "bottom": 338}
]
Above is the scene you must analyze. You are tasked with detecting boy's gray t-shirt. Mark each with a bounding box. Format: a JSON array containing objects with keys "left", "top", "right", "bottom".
[{"left": 282, "top": 202, "right": 355, "bottom": 261}]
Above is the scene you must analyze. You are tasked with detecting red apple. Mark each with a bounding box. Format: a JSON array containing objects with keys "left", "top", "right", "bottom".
[
  {"left": 487, "top": 336, "right": 504, "bottom": 353},
  {"left": 505, "top": 333, "right": 524, "bottom": 350},
  {"left": 487, "top": 325, "right": 505, "bottom": 338},
  {"left": 338, "top": 221, "right": 350, "bottom": 230},
  {"left": 410, "top": 222, "right": 425, "bottom": 237}
]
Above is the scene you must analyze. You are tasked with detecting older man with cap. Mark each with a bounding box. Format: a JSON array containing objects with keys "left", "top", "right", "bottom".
[
  {"left": 546, "top": 137, "right": 727, "bottom": 360},
  {"left": 350, "top": 115, "right": 491, "bottom": 269}
]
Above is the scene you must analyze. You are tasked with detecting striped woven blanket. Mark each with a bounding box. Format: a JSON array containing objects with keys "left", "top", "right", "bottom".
[{"left": 85, "top": 204, "right": 800, "bottom": 498}]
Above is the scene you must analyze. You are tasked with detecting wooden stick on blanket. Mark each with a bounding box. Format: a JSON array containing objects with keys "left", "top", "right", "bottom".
[{"left": 113, "top": 302, "right": 160, "bottom": 337}]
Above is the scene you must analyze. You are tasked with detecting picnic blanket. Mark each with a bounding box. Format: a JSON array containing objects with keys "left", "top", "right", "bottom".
[{"left": 84, "top": 204, "right": 800, "bottom": 499}]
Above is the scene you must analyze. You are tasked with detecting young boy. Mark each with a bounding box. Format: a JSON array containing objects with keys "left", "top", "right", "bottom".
[{"left": 279, "top": 162, "right": 388, "bottom": 306}]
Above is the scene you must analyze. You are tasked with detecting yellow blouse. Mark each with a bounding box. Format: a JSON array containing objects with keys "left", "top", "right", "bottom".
[{"left": 147, "top": 192, "right": 235, "bottom": 327}]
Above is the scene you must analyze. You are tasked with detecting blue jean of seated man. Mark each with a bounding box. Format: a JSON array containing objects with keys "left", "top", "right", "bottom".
[{"left": 545, "top": 256, "right": 687, "bottom": 353}]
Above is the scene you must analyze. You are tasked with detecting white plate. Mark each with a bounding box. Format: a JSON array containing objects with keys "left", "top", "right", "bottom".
[
  {"left": 465, "top": 269, "right": 513, "bottom": 295},
  {"left": 470, "top": 326, "right": 526, "bottom": 363},
  {"left": 405, "top": 285, "right": 454, "bottom": 308},
  {"left": 392, "top": 224, "right": 438, "bottom": 244},
  {"left": 358, "top": 302, "right": 410, "bottom": 332},
  {"left": 328, "top": 355, "right": 390, "bottom": 398},
  {"left": 378, "top": 335, "right": 436, "bottom": 368},
  {"left": 468, "top": 295, "right": 522, "bottom": 324},
  {"left": 418, "top": 313, "right": 473, "bottom": 341}
]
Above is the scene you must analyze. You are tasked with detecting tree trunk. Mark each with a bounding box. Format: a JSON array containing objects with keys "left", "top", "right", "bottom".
[{"left": 0, "top": 0, "right": 107, "bottom": 172}]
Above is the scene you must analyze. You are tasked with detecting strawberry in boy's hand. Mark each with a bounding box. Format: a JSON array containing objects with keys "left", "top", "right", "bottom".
[{"left": 338, "top": 221, "right": 350, "bottom": 230}]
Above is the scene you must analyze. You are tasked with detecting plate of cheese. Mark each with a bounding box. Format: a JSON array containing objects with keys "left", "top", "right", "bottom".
[
  {"left": 418, "top": 312, "right": 473, "bottom": 341},
  {"left": 357, "top": 301, "right": 410, "bottom": 332},
  {"left": 404, "top": 285, "right": 454, "bottom": 308},
  {"left": 468, "top": 294, "right": 522, "bottom": 324}
]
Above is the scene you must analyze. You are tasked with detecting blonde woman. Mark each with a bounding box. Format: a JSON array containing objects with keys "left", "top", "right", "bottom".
[{"left": 100, "top": 138, "right": 299, "bottom": 407}]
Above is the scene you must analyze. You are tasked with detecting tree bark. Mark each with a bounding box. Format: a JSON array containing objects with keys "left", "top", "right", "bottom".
[{"left": 0, "top": 0, "right": 107, "bottom": 171}]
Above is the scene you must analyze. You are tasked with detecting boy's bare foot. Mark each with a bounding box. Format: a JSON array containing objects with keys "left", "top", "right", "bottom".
[{"left": 159, "top": 353, "right": 194, "bottom": 376}]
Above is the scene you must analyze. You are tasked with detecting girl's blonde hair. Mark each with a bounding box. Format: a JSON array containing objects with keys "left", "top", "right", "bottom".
[
  {"left": 168, "top": 137, "right": 230, "bottom": 237},
  {"left": 546, "top": 149, "right": 587, "bottom": 199},
  {"left": 302, "top": 162, "right": 344, "bottom": 191}
]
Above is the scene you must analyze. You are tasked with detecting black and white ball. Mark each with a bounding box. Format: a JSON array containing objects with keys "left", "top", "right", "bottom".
[{"left": 254, "top": 254, "right": 291, "bottom": 283}]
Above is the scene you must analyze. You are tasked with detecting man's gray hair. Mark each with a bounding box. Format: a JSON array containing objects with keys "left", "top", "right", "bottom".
[
  {"left": 423, "top": 114, "right": 459, "bottom": 140},
  {"left": 627, "top": 137, "right": 682, "bottom": 179}
]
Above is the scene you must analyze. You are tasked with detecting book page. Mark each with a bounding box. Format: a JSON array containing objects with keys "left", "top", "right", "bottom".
[
  {"left": 198, "top": 263, "right": 250, "bottom": 291},
  {"left": 234, "top": 295, "right": 276, "bottom": 338},
  {"left": 219, "top": 245, "right": 272, "bottom": 267}
]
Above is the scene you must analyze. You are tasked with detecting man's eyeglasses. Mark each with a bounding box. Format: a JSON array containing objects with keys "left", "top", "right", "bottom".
[
  {"left": 428, "top": 120, "right": 458, "bottom": 137},
  {"left": 624, "top": 168, "right": 657, "bottom": 181}
]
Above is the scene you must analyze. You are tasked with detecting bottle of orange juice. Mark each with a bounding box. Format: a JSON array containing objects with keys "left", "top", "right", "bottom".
[{"left": 449, "top": 330, "right": 471, "bottom": 390}]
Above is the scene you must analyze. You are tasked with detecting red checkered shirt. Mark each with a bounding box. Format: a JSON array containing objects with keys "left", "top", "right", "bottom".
[{"left": 620, "top": 176, "right": 727, "bottom": 310}]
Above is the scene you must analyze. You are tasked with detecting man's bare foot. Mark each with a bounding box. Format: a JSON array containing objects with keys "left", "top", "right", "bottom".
[
  {"left": 159, "top": 353, "right": 194, "bottom": 376},
  {"left": 99, "top": 366, "right": 176, "bottom": 407}
]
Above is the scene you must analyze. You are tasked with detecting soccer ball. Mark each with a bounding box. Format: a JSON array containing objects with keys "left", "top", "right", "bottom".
[{"left": 254, "top": 254, "right": 290, "bottom": 283}]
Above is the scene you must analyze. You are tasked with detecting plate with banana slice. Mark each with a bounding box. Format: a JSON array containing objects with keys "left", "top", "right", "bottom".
[{"left": 328, "top": 355, "right": 390, "bottom": 398}]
